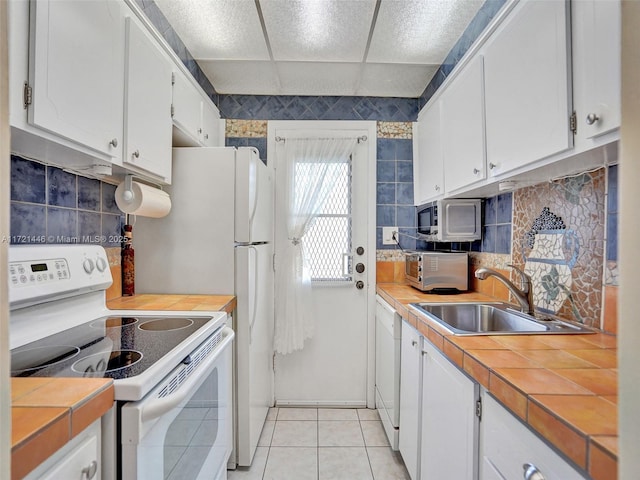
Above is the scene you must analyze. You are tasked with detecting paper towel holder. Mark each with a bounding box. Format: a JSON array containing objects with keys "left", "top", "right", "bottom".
[{"left": 120, "top": 174, "right": 136, "bottom": 205}]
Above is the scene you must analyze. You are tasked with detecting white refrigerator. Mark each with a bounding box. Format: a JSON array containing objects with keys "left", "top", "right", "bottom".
[{"left": 134, "top": 146, "right": 274, "bottom": 468}]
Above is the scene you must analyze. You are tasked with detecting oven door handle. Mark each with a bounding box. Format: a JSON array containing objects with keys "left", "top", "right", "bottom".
[{"left": 140, "top": 328, "right": 234, "bottom": 423}]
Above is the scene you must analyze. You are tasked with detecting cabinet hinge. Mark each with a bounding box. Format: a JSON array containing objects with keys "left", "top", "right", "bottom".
[
  {"left": 23, "top": 82, "right": 32, "bottom": 109},
  {"left": 170, "top": 104, "right": 175, "bottom": 118},
  {"left": 570, "top": 111, "right": 577, "bottom": 135},
  {"left": 475, "top": 399, "right": 482, "bottom": 419},
  {"left": 171, "top": 72, "right": 176, "bottom": 86}
]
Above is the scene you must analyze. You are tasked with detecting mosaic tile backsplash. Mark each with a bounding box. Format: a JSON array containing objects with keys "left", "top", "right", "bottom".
[
  {"left": 512, "top": 168, "right": 607, "bottom": 328},
  {"left": 9, "top": 156, "right": 125, "bottom": 247}
]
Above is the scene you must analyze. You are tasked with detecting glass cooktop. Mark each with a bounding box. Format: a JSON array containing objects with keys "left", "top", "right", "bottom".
[{"left": 10, "top": 315, "right": 215, "bottom": 380}]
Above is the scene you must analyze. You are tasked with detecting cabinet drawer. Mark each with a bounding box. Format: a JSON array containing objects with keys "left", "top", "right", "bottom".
[{"left": 480, "top": 392, "right": 585, "bottom": 480}]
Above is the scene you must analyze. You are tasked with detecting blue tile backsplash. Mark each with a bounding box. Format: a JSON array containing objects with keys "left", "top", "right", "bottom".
[{"left": 9, "top": 155, "right": 124, "bottom": 246}]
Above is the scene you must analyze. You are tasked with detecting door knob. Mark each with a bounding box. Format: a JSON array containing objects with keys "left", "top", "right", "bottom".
[
  {"left": 355, "top": 281, "right": 364, "bottom": 290},
  {"left": 355, "top": 263, "right": 365, "bottom": 273},
  {"left": 356, "top": 246, "right": 365, "bottom": 255}
]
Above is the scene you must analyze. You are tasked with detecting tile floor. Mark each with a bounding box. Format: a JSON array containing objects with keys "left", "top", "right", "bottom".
[{"left": 228, "top": 407, "right": 410, "bottom": 480}]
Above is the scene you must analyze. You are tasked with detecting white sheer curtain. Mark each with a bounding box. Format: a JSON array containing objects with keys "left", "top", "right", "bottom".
[{"left": 274, "top": 137, "right": 358, "bottom": 355}]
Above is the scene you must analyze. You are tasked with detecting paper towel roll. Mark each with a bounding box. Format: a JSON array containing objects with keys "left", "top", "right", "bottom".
[{"left": 115, "top": 181, "right": 171, "bottom": 218}]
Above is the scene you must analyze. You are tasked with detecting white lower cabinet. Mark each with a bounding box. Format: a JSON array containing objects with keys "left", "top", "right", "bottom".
[
  {"left": 480, "top": 391, "right": 586, "bottom": 480},
  {"left": 24, "top": 419, "right": 101, "bottom": 480},
  {"left": 399, "top": 320, "right": 422, "bottom": 480},
  {"left": 420, "top": 338, "right": 479, "bottom": 480}
]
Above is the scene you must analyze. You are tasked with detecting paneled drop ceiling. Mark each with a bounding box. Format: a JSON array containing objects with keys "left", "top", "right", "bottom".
[{"left": 154, "top": 0, "right": 484, "bottom": 97}]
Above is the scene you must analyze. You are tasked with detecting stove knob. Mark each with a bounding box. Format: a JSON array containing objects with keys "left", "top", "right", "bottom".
[
  {"left": 96, "top": 257, "right": 108, "bottom": 272},
  {"left": 83, "top": 258, "right": 95, "bottom": 274}
]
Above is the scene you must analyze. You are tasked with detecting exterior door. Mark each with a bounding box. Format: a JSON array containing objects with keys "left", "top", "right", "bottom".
[{"left": 271, "top": 121, "right": 375, "bottom": 406}]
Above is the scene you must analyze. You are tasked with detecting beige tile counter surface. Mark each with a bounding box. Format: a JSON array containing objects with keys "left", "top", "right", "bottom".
[
  {"left": 107, "top": 294, "right": 237, "bottom": 314},
  {"left": 377, "top": 283, "right": 617, "bottom": 480},
  {"left": 11, "top": 378, "right": 114, "bottom": 480}
]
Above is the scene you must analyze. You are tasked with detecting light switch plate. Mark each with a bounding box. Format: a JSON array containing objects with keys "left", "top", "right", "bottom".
[{"left": 382, "top": 227, "right": 397, "bottom": 245}]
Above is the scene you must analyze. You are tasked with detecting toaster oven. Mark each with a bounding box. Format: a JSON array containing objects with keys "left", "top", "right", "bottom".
[{"left": 405, "top": 251, "right": 469, "bottom": 292}]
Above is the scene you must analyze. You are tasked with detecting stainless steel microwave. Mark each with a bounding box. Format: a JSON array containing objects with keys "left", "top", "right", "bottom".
[{"left": 416, "top": 199, "right": 482, "bottom": 242}]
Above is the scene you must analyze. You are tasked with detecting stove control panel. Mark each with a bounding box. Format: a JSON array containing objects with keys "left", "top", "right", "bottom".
[
  {"left": 9, "top": 245, "right": 113, "bottom": 309},
  {"left": 9, "top": 258, "right": 70, "bottom": 287}
]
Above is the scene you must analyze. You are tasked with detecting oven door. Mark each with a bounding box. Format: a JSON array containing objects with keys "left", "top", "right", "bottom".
[{"left": 121, "top": 327, "right": 234, "bottom": 480}]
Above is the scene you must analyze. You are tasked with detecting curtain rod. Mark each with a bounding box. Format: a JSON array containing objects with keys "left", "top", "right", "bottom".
[{"left": 275, "top": 135, "right": 368, "bottom": 144}]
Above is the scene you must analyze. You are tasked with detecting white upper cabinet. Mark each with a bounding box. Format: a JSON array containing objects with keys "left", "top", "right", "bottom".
[
  {"left": 572, "top": 0, "right": 621, "bottom": 140},
  {"left": 201, "top": 100, "right": 222, "bottom": 147},
  {"left": 442, "top": 55, "right": 487, "bottom": 194},
  {"left": 28, "top": 0, "right": 125, "bottom": 162},
  {"left": 413, "top": 100, "right": 444, "bottom": 205},
  {"left": 123, "top": 16, "right": 173, "bottom": 183},
  {"left": 172, "top": 69, "right": 204, "bottom": 146},
  {"left": 482, "top": 0, "right": 573, "bottom": 177}
]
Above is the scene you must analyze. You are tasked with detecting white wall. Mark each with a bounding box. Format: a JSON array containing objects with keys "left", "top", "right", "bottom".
[{"left": 619, "top": 1, "right": 640, "bottom": 478}]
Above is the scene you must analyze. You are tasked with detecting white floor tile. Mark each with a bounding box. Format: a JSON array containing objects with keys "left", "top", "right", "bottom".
[
  {"left": 264, "top": 447, "right": 318, "bottom": 480},
  {"left": 318, "top": 420, "right": 365, "bottom": 447},
  {"left": 357, "top": 408, "right": 380, "bottom": 421},
  {"left": 272, "top": 420, "right": 318, "bottom": 447},
  {"left": 258, "top": 420, "right": 276, "bottom": 447},
  {"left": 318, "top": 447, "right": 373, "bottom": 480},
  {"left": 228, "top": 447, "right": 269, "bottom": 479},
  {"left": 360, "top": 421, "right": 390, "bottom": 447},
  {"left": 266, "top": 407, "right": 279, "bottom": 421},
  {"left": 318, "top": 408, "right": 359, "bottom": 421},
  {"left": 367, "top": 447, "right": 411, "bottom": 480},
  {"left": 277, "top": 407, "right": 318, "bottom": 421}
]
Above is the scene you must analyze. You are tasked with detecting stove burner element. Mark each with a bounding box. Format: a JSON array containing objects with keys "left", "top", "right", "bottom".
[
  {"left": 72, "top": 350, "right": 143, "bottom": 376},
  {"left": 11, "top": 345, "right": 80, "bottom": 375},
  {"left": 138, "top": 318, "right": 195, "bottom": 331}
]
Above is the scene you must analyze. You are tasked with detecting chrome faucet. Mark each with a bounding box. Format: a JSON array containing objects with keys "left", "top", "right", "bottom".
[{"left": 475, "top": 265, "right": 535, "bottom": 315}]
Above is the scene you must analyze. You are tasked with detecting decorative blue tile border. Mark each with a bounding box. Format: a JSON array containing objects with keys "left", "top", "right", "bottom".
[
  {"left": 9, "top": 156, "right": 125, "bottom": 246},
  {"left": 218, "top": 95, "right": 419, "bottom": 122},
  {"left": 419, "top": 0, "right": 507, "bottom": 110},
  {"left": 607, "top": 164, "right": 618, "bottom": 261}
]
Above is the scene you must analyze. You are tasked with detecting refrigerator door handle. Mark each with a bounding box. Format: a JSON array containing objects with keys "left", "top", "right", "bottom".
[
  {"left": 249, "top": 246, "right": 259, "bottom": 345},
  {"left": 248, "top": 154, "right": 259, "bottom": 239}
]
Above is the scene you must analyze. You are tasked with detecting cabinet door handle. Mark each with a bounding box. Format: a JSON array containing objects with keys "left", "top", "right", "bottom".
[
  {"left": 434, "top": 185, "right": 440, "bottom": 191},
  {"left": 473, "top": 168, "right": 480, "bottom": 175},
  {"left": 489, "top": 162, "right": 497, "bottom": 170},
  {"left": 109, "top": 138, "right": 118, "bottom": 148},
  {"left": 586, "top": 113, "right": 600, "bottom": 125},
  {"left": 82, "top": 460, "right": 98, "bottom": 479},
  {"left": 411, "top": 340, "right": 418, "bottom": 347},
  {"left": 132, "top": 150, "right": 140, "bottom": 159},
  {"left": 523, "top": 463, "right": 545, "bottom": 480}
]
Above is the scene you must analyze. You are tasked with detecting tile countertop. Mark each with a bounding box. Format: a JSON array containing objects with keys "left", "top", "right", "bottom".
[
  {"left": 107, "top": 294, "right": 237, "bottom": 314},
  {"left": 376, "top": 283, "right": 617, "bottom": 480},
  {"left": 11, "top": 378, "right": 114, "bottom": 480}
]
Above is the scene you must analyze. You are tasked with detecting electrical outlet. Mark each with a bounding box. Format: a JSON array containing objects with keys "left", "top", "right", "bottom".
[{"left": 382, "top": 227, "right": 397, "bottom": 245}]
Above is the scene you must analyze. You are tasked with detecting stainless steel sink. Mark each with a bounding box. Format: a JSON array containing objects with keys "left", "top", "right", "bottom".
[{"left": 409, "top": 302, "right": 594, "bottom": 335}]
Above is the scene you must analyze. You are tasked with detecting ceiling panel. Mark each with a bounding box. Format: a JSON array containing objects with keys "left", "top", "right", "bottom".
[
  {"left": 155, "top": 0, "right": 270, "bottom": 60},
  {"left": 357, "top": 63, "right": 439, "bottom": 97},
  {"left": 275, "top": 62, "right": 362, "bottom": 96},
  {"left": 260, "top": 0, "right": 376, "bottom": 62},
  {"left": 199, "top": 61, "right": 281, "bottom": 95},
  {"left": 367, "top": 0, "right": 484, "bottom": 64}
]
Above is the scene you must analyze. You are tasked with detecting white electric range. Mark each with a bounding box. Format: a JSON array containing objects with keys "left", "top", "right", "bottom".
[{"left": 9, "top": 244, "right": 234, "bottom": 480}]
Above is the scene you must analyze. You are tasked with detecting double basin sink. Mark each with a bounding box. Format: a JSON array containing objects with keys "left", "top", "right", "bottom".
[{"left": 409, "top": 302, "right": 594, "bottom": 336}]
